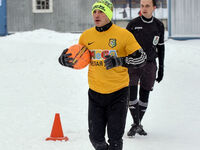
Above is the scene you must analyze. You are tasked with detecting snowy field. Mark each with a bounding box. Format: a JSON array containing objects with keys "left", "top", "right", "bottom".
[{"left": 0, "top": 29, "right": 200, "bottom": 150}]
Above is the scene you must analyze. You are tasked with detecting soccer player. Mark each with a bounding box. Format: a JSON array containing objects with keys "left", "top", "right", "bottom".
[{"left": 59, "top": 0, "right": 146, "bottom": 149}]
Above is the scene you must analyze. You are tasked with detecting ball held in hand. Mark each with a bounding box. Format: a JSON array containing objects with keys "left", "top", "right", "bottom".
[{"left": 66, "top": 44, "right": 90, "bottom": 69}]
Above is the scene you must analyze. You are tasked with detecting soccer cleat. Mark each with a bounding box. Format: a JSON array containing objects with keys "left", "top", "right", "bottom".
[
  {"left": 127, "top": 124, "right": 138, "bottom": 137},
  {"left": 136, "top": 125, "right": 147, "bottom": 136},
  {"left": 127, "top": 124, "right": 147, "bottom": 137}
]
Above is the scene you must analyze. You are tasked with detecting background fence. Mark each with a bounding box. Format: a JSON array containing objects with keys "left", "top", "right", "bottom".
[
  {"left": 5, "top": 0, "right": 167, "bottom": 33},
  {"left": 7, "top": 0, "right": 96, "bottom": 33},
  {"left": 168, "top": 0, "right": 200, "bottom": 39}
]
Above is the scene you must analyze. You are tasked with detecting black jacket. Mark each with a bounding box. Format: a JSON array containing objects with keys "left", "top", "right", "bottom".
[{"left": 126, "top": 16, "right": 165, "bottom": 67}]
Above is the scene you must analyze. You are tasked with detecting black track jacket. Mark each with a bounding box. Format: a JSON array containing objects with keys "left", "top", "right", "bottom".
[{"left": 126, "top": 16, "right": 165, "bottom": 67}]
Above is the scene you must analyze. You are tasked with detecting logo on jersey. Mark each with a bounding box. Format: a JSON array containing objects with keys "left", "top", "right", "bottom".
[
  {"left": 135, "top": 27, "right": 143, "bottom": 30},
  {"left": 90, "top": 50, "right": 117, "bottom": 60},
  {"left": 90, "top": 49, "right": 117, "bottom": 66},
  {"left": 109, "top": 39, "right": 117, "bottom": 48},
  {"left": 153, "top": 36, "right": 160, "bottom": 45},
  {"left": 88, "top": 41, "right": 94, "bottom": 45}
]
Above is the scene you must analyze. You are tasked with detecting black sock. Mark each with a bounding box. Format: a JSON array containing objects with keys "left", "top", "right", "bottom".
[
  {"left": 129, "top": 86, "right": 140, "bottom": 125},
  {"left": 139, "top": 87, "right": 150, "bottom": 123}
]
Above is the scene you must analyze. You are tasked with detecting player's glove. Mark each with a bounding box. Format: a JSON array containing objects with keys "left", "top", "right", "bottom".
[
  {"left": 104, "top": 55, "right": 123, "bottom": 70},
  {"left": 156, "top": 66, "right": 164, "bottom": 83},
  {"left": 58, "top": 48, "right": 74, "bottom": 68},
  {"left": 104, "top": 49, "right": 146, "bottom": 70}
]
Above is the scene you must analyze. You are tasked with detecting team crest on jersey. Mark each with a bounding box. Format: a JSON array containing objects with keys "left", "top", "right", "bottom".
[
  {"left": 153, "top": 36, "right": 160, "bottom": 45},
  {"left": 109, "top": 39, "right": 117, "bottom": 48}
]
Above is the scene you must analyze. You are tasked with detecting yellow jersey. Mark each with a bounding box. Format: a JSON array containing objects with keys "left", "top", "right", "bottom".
[{"left": 79, "top": 24, "right": 141, "bottom": 94}]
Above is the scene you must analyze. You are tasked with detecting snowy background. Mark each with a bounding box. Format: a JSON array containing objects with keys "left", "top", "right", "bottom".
[{"left": 0, "top": 29, "right": 200, "bottom": 150}]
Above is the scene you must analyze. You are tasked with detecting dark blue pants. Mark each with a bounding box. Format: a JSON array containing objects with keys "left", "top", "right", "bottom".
[{"left": 88, "top": 87, "right": 129, "bottom": 150}]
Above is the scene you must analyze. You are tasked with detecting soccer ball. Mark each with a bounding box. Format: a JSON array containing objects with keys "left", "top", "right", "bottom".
[{"left": 66, "top": 44, "right": 90, "bottom": 69}]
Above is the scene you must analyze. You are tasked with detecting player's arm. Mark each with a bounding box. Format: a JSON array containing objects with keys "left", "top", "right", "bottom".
[
  {"left": 156, "top": 41, "right": 165, "bottom": 82},
  {"left": 157, "top": 23, "right": 165, "bottom": 69},
  {"left": 104, "top": 48, "right": 147, "bottom": 70},
  {"left": 157, "top": 44, "right": 165, "bottom": 68},
  {"left": 156, "top": 23, "right": 165, "bottom": 82}
]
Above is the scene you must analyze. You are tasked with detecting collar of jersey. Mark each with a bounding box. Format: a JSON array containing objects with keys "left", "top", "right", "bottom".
[
  {"left": 96, "top": 22, "right": 113, "bottom": 32},
  {"left": 141, "top": 16, "right": 154, "bottom": 23}
]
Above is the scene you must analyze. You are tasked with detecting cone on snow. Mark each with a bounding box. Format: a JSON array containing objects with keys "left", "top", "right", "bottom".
[{"left": 46, "top": 113, "right": 69, "bottom": 141}]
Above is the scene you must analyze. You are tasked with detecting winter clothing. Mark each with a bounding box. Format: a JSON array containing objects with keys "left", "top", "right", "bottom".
[
  {"left": 156, "top": 66, "right": 164, "bottom": 82},
  {"left": 104, "top": 48, "right": 146, "bottom": 70},
  {"left": 58, "top": 49, "right": 73, "bottom": 68},
  {"left": 126, "top": 15, "right": 165, "bottom": 133},
  {"left": 92, "top": 0, "right": 113, "bottom": 20}
]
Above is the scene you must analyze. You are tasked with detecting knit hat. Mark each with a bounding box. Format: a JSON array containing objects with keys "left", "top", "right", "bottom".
[{"left": 92, "top": 0, "right": 113, "bottom": 21}]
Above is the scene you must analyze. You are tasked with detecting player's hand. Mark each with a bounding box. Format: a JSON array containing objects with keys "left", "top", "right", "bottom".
[
  {"left": 104, "top": 55, "right": 123, "bottom": 70},
  {"left": 156, "top": 67, "right": 164, "bottom": 83},
  {"left": 58, "top": 48, "right": 74, "bottom": 68}
]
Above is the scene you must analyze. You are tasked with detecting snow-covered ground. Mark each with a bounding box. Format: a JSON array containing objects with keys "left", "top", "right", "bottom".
[{"left": 0, "top": 29, "right": 199, "bottom": 150}]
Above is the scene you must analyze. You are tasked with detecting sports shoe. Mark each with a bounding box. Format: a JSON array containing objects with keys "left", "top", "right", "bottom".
[
  {"left": 136, "top": 125, "right": 147, "bottom": 136},
  {"left": 127, "top": 124, "right": 147, "bottom": 137},
  {"left": 127, "top": 124, "right": 138, "bottom": 137}
]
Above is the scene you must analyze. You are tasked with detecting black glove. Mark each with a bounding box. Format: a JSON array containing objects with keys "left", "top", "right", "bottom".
[
  {"left": 156, "top": 67, "right": 164, "bottom": 83},
  {"left": 58, "top": 49, "right": 74, "bottom": 68},
  {"left": 104, "top": 55, "right": 123, "bottom": 70}
]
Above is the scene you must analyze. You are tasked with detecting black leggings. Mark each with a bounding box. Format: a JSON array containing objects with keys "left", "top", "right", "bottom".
[{"left": 88, "top": 87, "right": 129, "bottom": 150}]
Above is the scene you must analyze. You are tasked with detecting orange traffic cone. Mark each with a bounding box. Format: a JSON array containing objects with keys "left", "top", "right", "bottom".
[{"left": 46, "top": 113, "right": 69, "bottom": 141}]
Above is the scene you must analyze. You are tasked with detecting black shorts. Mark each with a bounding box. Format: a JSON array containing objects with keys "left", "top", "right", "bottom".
[{"left": 128, "top": 61, "right": 157, "bottom": 91}]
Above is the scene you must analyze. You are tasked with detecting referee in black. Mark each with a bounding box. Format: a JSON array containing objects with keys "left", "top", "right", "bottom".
[{"left": 126, "top": 0, "right": 165, "bottom": 137}]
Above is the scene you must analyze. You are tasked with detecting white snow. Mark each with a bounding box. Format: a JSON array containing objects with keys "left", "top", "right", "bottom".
[{"left": 0, "top": 29, "right": 199, "bottom": 150}]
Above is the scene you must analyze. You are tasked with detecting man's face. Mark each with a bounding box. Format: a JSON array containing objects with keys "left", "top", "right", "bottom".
[
  {"left": 140, "top": 0, "right": 156, "bottom": 18},
  {"left": 93, "top": 9, "right": 110, "bottom": 27}
]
